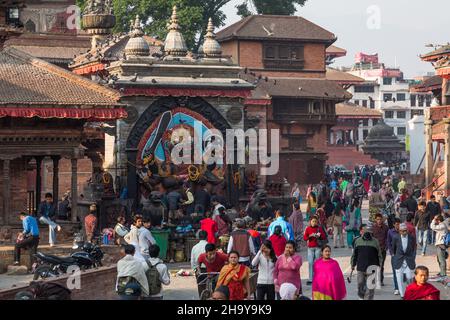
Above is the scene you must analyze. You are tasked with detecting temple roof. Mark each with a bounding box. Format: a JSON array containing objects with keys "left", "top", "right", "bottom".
[
  {"left": 336, "top": 102, "right": 382, "bottom": 118},
  {"left": 362, "top": 121, "right": 405, "bottom": 153},
  {"left": 421, "top": 45, "right": 450, "bottom": 61},
  {"left": 4, "top": 34, "right": 91, "bottom": 67},
  {"left": 0, "top": 47, "right": 121, "bottom": 106},
  {"left": 326, "top": 45, "right": 347, "bottom": 56},
  {"left": 255, "top": 77, "right": 352, "bottom": 100},
  {"left": 411, "top": 75, "right": 442, "bottom": 93},
  {"left": 326, "top": 68, "right": 365, "bottom": 85},
  {"left": 216, "top": 15, "right": 336, "bottom": 44}
]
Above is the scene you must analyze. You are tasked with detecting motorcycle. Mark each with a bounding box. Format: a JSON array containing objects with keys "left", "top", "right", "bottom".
[{"left": 32, "top": 243, "right": 104, "bottom": 280}]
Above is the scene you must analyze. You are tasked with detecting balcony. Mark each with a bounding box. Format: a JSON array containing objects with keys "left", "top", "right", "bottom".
[
  {"left": 273, "top": 112, "right": 337, "bottom": 125},
  {"left": 263, "top": 58, "right": 305, "bottom": 70}
]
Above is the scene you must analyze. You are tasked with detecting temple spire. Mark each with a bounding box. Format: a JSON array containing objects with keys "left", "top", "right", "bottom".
[
  {"left": 164, "top": 5, "right": 188, "bottom": 57},
  {"left": 124, "top": 15, "right": 150, "bottom": 57},
  {"left": 202, "top": 18, "right": 222, "bottom": 58}
]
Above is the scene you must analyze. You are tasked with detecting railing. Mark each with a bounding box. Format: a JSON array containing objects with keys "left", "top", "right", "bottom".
[
  {"left": 422, "top": 171, "right": 445, "bottom": 199},
  {"left": 274, "top": 113, "right": 337, "bottom": 123}
]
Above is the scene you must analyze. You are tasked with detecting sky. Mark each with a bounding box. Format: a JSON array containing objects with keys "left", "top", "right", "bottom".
[{"left": 219, "top": 0, "right": 450, "bottom": 78}]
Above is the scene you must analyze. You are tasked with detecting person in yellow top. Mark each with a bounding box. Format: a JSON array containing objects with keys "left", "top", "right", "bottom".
[
  {"left": 306, "top": 189, "right": 317, "bottom": 222},
  {"left": 398, "top": 177, "right": 407, "bottom": 193}
]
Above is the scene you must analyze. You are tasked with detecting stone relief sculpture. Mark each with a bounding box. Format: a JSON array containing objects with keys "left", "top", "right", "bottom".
[{"left": 84, "top": 0, "right": 114, "bottom": 15}]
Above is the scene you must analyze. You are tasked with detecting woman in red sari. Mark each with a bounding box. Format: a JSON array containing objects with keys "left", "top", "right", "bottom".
[
  {"left": 312, "top": 245, "right": 347, "bottom": 300},
  {"left": 404, "top": 266, "right": 440, "bottom": 300},
  {"left": 216, "top": 251, "right": 251, "bottom": 300}
]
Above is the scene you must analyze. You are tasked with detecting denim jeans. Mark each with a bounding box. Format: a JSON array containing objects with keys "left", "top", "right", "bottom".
[
  {"left": 437, "top": 246, "right": 448, "bottom": 277},
  {"left": 428, "top": 229, "right": 436, "bottom": 245},
  {"left": 391, "top": 258, "right": 399, "bottom": 290},
  {"left": 307, "top": 247, "right": 321, "bottom": 281},
  {"left": 39, "top": 216, "right": 59, "bottom": 245},
  {"left": 357, "top": 271, "right": 374, "bottom": 300},
  {"left": 346, "top": 230, "right": 359, "bottom": 248},
  {"left": 416, "top": 229, "right": 428, "bottom": 254}
]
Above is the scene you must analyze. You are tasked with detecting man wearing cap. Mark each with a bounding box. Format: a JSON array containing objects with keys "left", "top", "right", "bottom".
[
  {"left": 392, "top": 223, "right": 416, "bottom": 299},
  {"left": 351, "top": 224, "right": 383, "bottom": 300}
]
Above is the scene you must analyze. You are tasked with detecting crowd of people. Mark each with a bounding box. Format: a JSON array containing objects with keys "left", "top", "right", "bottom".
[{"left": 12, "top": 165, "right": 449, "bottom": 301}]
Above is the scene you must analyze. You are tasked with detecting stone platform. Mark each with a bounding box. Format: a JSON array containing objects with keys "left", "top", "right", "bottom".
[{"left": 0, "top": 220, "right": 81, "bottom": 246}]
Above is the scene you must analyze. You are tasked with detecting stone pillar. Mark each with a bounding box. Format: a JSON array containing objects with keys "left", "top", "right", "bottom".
[
  {"left": 71, "top": 158, "right": 78, "bottom": 223},
  {"left": 424, "top": 118, "right": 434, "bottom": 199},
  {"left": 2, "top": 158, "right": 11, "bottom": 225},
  {"left": 52, "top": 156, "right": 61, "bottom": 206},
  {"left": 442, "top": 78, "right": 449, "bottom": 106},
  {"left": 35, "top": 156, "right": 43, "bottom": 215},
  {"left": 444, "top": 118, "right": 450, "bottom": 196},
  {"left": 330, "top": 131, "right": 334, "bottom": 144}
]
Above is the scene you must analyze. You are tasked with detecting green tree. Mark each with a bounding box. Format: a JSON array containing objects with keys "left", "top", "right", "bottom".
[
  {"left": 237, "top": 0, "right": 308, "bottom": 17},
  {"left": 77, "top": 0, "right": 308, "bottom": 49}
]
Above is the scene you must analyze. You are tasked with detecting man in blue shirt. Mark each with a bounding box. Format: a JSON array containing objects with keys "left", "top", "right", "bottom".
[
  {"left": 268, "top": 209, "right": 294, "bottom": 241},
  {"left": 38, "top": 193, "right": 61, "bottom": 246},
  {"left": 14, "top": 212, "right": 40, "bottom": 266}
]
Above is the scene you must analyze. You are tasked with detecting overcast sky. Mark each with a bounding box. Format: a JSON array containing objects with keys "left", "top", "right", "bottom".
[{"left": 220, "top": 0, "right": 450, "bottom": 78}]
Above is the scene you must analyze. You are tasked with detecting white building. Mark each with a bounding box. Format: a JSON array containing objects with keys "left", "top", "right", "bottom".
[{"left": 345, "top": 53, "right": 432, "bottom": 143}]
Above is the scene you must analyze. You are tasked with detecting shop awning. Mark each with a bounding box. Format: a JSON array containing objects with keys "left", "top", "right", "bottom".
[{"left": 0, "top": 107, "right": 128, "bottom": 121}]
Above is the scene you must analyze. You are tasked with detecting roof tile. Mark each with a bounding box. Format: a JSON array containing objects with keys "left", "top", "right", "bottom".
[{"left": 0, "top": 47, "right": 120, "bottom": 106}]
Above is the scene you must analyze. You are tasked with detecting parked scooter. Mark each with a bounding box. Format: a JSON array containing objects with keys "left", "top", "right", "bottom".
[{"left": 32, "top": 243, "right": 103, "bottom": 280}]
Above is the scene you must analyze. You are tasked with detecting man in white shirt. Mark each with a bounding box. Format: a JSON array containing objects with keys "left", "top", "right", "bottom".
[
  {"left": 212, "top": 196, "right": 225, "bottom": 220},
  {"left": 116, "top": 244, "right": 149, "bottom": 299},
  {"left": 190, "top": 230, "right": 209, "bottom": 271},
  {"left": 139, "top": 218, "right": 156, "bottom": 260}
]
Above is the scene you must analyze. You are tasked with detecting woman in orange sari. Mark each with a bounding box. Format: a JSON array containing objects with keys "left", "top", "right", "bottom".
[{"left": 216, "top": 251, "right": 251, "bottom": 300}]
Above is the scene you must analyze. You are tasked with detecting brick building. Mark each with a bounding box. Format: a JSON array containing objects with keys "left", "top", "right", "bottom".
[
  {"left": 0, "top": 47, "right": 125, "bottom": 228},
  {"left": 216, "top": 15, "right": 351, "bottom": 185}
]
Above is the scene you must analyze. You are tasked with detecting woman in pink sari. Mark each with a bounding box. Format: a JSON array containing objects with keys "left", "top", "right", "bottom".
[
  {"left": 312, "top": 245, "right": 347, "bottom": 300},
  {"left": 273, "top": 241, "right": 302, "bottom": 298}
]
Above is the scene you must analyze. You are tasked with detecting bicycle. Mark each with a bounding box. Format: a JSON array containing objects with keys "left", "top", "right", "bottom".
[{"left": 196, "top": 272, "right": 220, "bottom": 300}]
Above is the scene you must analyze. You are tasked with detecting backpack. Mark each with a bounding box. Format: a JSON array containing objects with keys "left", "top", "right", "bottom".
[
  {"left": 146, "top": 261, "right": 162, "bottom": 295},
  {"left": 444, "top": 232, "right": 450, "bottom": 248},
  {"left": 117, "top": 276, "right": 138, "bottom": 295}
]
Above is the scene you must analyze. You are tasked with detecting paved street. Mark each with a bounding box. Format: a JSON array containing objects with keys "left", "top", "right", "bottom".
[
  {"left": 163, "top": 201, "right": 450, "bottom": 300},
  {"left": 1, "top": 201, "right": 448, "bottom": 300}
]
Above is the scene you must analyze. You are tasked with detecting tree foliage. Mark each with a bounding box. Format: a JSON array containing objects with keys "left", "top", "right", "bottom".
[
  {"left": 76, "top": 0, "right": 308, "bottom": 49},
  {"left": 251, "top": 0, "right": 307, "bottom": 16}
]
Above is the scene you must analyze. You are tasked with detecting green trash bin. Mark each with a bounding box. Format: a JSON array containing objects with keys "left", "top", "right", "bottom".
[{"left": 151, "top": 229, "right": 170, "bottom": 260}]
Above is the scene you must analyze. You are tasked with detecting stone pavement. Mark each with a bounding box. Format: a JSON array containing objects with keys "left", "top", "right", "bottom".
[
  {"left": 163, "top": 200, "right": 450, "bottom": 300},
  {"left": 1, "top": 200, "right": 449, "bottom": 300}
]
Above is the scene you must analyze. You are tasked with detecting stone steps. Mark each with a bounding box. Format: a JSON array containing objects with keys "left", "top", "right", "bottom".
[{"left": 326, "top": 146, "right": 379, "bottom": 169}]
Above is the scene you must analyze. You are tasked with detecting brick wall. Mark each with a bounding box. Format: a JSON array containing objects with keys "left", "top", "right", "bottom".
[
  {"left": 223, "top": 40, "right": 326, "bottom": 77},
  {"left": 42, "top": 157, "right": 93, "bottom": 197},
  {"left": 0, "top": 265, "right": 118, "bottom": 300}
]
